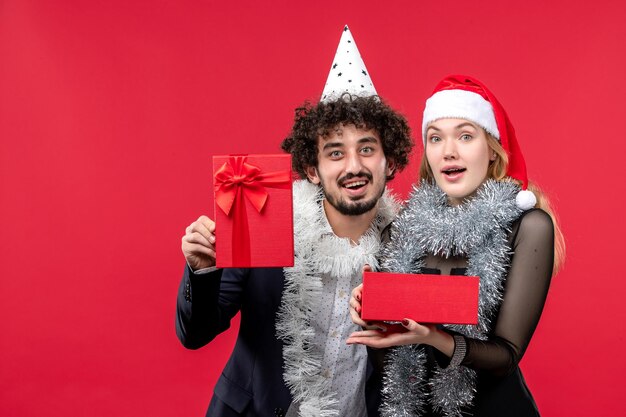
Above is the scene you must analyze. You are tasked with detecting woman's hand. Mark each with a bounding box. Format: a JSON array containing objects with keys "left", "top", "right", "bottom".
[
  {"left": 346, "top": 318, "right": 436, "bottom": 348},
  {"left": 349, "top": 283, "right": 387, "bottom": 329},
  {"left": 347, "top": 319, "right": 454, "bottom": 355},
  {"left": 349, "top": 283, "right": 368, "bottom": 327},
  {"left": 349, "top": 265, "right": 388, "bottom": 331}
]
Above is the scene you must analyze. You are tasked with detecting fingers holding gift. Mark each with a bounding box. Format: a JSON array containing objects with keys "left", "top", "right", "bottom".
[
  {"left": 346, "top": 319, "right": 440, "bottom": 348},
  {"left": 350, "top": 311, "right": 369, "bottom": 328},
  {"left": 349, "top": 283, "right": 368, "bottom": 327},
  {"left": 182, "top": 215, "right": 217, "bottom": 270},
  {"left": 187, "top": 216, "right": 216, "bottom": 242},
  {"left": 346, "top": 328, "right": 417, "bottom": 348},
  {"left": 401, "top": 319, "right": 437, "bottom": 337},
  {"left": 351, "top": 283, "right": 363, "bottom": 303}
]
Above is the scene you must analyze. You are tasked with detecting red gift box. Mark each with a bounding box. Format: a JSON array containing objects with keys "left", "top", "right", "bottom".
[
  {"left": 213, "top": 154, "right": 294, "bottom": 268},
  {"left": 360, "top": 272, "right": 479, "bottom": 324}
]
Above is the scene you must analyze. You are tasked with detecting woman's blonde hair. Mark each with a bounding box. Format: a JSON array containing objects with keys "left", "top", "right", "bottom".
[{"left": 419, "top": 133, "right": 566, "bottom": 273}]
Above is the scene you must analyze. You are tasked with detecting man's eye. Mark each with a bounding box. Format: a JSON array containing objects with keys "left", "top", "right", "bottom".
[
  {"left": 329, "top": 150, "right": 342, "bottom": 158},
  {"left": 360, "top": 146, "right": 374, "bottom": 154}
]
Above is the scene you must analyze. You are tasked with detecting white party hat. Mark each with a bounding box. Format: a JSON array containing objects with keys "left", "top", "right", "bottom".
[{"left": 320, "top": 25, "right": 378, "bottom": 102}]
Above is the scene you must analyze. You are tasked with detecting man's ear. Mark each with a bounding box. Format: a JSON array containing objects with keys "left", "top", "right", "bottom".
[
  {"left": 306, "top": 166, "right": 321, "bottom": 184},
  {"left": 385, "top": 159, "right": 396, "bottom": 178}
]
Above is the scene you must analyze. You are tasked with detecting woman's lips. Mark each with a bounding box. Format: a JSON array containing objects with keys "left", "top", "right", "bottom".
[{"left": 441, "top": 167, "right": 466, "bottom": 182}]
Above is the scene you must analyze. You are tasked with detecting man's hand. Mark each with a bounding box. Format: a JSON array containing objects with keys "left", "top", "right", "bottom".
[{"left": 182, "top": 215, "right": 216, "bottom": 270}]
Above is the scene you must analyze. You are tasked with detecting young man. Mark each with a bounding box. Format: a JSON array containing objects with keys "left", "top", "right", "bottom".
[{"left": 176, "top": 27, "right": 413, "bottom": 417}]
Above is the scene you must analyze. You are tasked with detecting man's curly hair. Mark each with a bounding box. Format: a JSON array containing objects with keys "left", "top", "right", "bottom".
[{"left": 281, "top": 94, "right": 413, "bottom": 180}]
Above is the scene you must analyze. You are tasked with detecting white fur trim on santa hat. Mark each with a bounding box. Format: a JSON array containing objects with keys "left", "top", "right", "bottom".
[{"left": 422, "top": 89, "right": 499, "bottom": 143}]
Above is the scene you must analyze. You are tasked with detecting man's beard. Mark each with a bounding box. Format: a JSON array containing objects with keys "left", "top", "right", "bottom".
[{"left": 321, "top": 172, "right": 386, "bottom": 216}]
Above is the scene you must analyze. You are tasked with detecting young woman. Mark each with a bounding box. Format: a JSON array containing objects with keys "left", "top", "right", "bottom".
[{"left": 347, "top": 75, "right": 565, "bottom": 417}]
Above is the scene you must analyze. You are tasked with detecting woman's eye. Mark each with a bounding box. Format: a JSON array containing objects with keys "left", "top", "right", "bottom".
[
  {"left": 429, "top": 136, "right": 441, "bottom": 143},
  {"left": 460, "top": 134, "right": 472, "bottom": 141}
]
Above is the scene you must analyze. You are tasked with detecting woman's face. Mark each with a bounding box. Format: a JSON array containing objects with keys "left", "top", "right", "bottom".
[{"left": 424, "top": 118, "right": 495, "bottom": 205}]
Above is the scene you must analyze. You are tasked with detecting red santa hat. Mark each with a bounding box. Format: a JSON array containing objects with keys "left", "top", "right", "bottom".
[{"left": 421, "top": 75, "right": 536, "bottom": 210}]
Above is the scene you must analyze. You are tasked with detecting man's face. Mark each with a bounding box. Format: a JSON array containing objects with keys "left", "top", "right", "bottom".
[{"left": 306, "top": 124, "right": 394, "bottom": 216}]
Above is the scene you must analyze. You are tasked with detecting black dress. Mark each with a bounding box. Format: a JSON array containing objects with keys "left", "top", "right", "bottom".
[{"left": 419, "top": 208, "right": 555, "bottom": 416}]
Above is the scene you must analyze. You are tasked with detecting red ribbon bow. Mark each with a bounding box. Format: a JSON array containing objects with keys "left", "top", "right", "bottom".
[{"left": 214, "top": 156, "right": 291, "bottom": 266}]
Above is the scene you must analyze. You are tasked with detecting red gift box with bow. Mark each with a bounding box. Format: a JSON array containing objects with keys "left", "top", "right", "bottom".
[
  {"left": 360, "top": 272, "right": 479, "bottom": 324},
  {"left": 213, "top": 154, "right": 294, "bottom": 268}
]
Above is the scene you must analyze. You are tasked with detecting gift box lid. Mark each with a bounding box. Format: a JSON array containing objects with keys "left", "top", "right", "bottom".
[{"left": 361, "top": 271, "right": 479, "bottom": 325}]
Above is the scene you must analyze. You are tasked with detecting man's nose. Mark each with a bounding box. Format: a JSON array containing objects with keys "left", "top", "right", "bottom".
[{"left": 345, "top": 151, "right": 363, "bottom": 173}]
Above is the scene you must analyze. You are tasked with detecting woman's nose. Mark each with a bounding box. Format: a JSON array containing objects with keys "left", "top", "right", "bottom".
[{"left": 443, "top": 138, "right": 458, "bottom": 159}]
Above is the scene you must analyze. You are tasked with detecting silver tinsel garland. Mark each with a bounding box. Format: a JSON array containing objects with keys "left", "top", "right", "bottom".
[
  {"left": 380, "top": 179, "right": 524, "bottom": 417},
  {"left": 275, "top": 180, "right": 399, "bottom": 417}
]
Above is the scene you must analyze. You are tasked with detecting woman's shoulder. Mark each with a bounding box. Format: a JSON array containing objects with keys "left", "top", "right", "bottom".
[
  {"left": 510, "top": 208, "right": 554, "bottom": 244},
  {"left": 518, "top": 208, "right": 553, "bottom": 227}
]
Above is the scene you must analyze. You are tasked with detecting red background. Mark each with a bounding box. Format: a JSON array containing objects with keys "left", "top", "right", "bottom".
[{"left": 1, "top": 1, "right": 625, "bottom": 416}]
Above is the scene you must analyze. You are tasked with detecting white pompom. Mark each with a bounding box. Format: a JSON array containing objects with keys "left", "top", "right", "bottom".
[{"left": 516, "top": 189, "right": 537, "bottom": 210}]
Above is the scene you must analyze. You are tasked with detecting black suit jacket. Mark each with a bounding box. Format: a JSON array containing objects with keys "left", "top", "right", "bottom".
[{"left": 176, "top": 266, "right": 382, "bottom": 417}]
